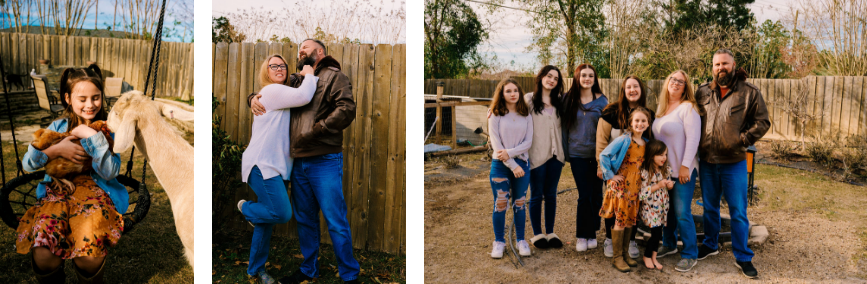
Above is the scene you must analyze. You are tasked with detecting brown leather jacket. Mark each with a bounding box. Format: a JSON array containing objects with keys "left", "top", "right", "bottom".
[
  {"left": 247, "top": 55, "right": 356, "bottom": 158},
  {"left": 695, "top": 72, "right": 770, "bottom": 164}
]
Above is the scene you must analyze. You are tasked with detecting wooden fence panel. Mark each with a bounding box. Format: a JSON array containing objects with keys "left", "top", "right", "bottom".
[
  {"left": 226, "top": 43, "right": 241, "bottom": 138},
  {"left": 860, "top": 77, "right": 867, "bottom": 136},
  {"left": 386, "top": 43, "right": 406, "bottom": 253},
  {"left": 350, "top": 44, "right": 375, "bottom": 249},
  {"left": 214, "top": 42, "right": 229, "bottom": 131}
]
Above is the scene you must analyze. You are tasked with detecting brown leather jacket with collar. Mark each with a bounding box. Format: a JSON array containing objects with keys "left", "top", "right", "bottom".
[
  {"left": 247, "top": 55, "right": 356, "bottom": 158},
  {"left": 695, "top": 73, "right": 770, "bottom": 164}
]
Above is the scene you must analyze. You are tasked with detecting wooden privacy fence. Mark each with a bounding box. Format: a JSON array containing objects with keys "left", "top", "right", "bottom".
[
  {"left": 425, "top": 76, "right": 867, "bottom": 140},
  {"left": 0, "top": 32, "right": 194, "bottom": 98},
  {"left": 212, "top": 41, "right": 406, "bottom": 254}
]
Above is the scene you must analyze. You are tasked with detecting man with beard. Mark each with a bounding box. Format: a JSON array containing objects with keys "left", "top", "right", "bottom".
[
  {"left": 248, "top": 39, "right": 359, "bottom": 284},
  {"left": 693, "top": 49, "right": 769, "bottom": 278}
]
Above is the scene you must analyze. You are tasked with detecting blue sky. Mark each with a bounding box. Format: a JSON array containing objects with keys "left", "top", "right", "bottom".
[
  {"left": 469, "top": 1, "right": 788, "bottom": 70},
  {"left": 1, "top": 0, "right": 194, "bottom": 42}
]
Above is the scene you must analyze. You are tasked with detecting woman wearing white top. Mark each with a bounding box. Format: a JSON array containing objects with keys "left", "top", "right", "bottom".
[
  {"left": 237, "top": 54, "right": 318, "bottom": 284},
  {"left": 650, "top": 70, "right": 703, "bottom": 272}
]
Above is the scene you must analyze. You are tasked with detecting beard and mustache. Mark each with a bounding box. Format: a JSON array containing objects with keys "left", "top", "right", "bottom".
[
  {"left": 296, "top": 52, "right": 318, "bottom": 71},
  {"left": 714, "top": 68, "right": 735, "bottom": 86}
]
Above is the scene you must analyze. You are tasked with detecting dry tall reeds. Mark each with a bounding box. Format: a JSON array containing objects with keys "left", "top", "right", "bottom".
[{"left": 790, "top": 0, "right": 867, "bottom": 76}]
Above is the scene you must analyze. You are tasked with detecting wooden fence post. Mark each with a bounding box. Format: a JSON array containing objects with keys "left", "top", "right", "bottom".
[{"left": 436, "top": 81, "right": 444, "bottom": 144}]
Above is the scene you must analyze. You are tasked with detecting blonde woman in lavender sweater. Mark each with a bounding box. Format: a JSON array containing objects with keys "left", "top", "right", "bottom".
[
  {"left": 487, "top": 78, "right": 534, "bottom": 259},
  {"left": 237, "top": 54, "right": 317, "bottom": 284}
]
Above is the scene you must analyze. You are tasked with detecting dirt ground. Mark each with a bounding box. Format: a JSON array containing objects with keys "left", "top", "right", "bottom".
[{"left": 424, "top": 151, "right": 867, "bottom": 283}]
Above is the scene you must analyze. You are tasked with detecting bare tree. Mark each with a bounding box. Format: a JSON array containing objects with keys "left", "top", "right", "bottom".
[
  {"left": 792, "top": 0, "right": 867, "bottom": 76},
  {"left": 117, "top": 0, "right": 161, "bottom": 40},
  {"left": 33, "top": 0, "right": 96, "bottom": 36},
  {"left": 774, "top": 79, "right": 823, "bottom": 151},
  {"left": 604, "top": 0, "right": 652, "bottom": 79}
]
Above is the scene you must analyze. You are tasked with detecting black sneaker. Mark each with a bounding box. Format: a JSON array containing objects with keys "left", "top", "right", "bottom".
[
  {"left": 279, "top": 270, "right": 313, "bottom": 284},
  {"left": 696, "top": 244, "right": 719, "bottom": 260},
  {"left": 344, "top": 280, "right": 359, "bottom": 284},
  {"left": 735, "top": 261, "right": 758, "bottom": 278}
]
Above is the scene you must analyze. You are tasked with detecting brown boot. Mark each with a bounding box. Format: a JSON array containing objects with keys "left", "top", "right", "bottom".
[
  {"left": 622, "top": 227, "right": 638, "bottom": 267},
  {"left": 32, "top": 255, "right": 65, "bottom": 284},
  {"left": 611, "top": 229, "right": 630, "bottom": 272},
  {"left": 74, "top": 260, "right": 105, "bottom": 284}
]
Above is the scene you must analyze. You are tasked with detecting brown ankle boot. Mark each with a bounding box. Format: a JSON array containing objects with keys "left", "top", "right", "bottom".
[
  {"left": 622, "top": 227, "right": 638, "bottom": 267},
  {"left": 32, "top": 256, "right": 65, "bottom": 284},
  {"left": 611, "top": 229, "right": 630, "bottom": 272},
  {"left": 75, "top": 260, "right": 105, "bottom": 284}
]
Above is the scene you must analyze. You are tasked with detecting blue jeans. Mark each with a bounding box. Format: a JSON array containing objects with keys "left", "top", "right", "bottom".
[
  {"left": 242, "top": 166, "right": 293, "bottom": 276},
  {"left": 490, "top": 159, "right": 530, "bottom": 243},
  {"left": 700, "top": 160, "right": 754, "bottom": 262},
  {"left": 291, "top": 153, "right": 360, "bottom": 281},
  {"left": 662, "top": 168, "right": 699, "bottom": 259},
  {"left": 529, "top": 157, "right": 563, "bottom": 235},
  {"left": 570, "top": 157, "right": 603, "bottom": 239}
]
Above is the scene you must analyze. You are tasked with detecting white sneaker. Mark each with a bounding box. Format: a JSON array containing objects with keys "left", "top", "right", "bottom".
[
  {"left": 629, "top": 240, "right": 640, "bottom": 258},
  {"left": 491, "top": 241, "right": 506, "bottom": 258},
  {"left": 603, "top": 238, "right": 613, "bottom": 257},
  {"left": 575, "top": 238, "right": 588, "bottom": 252},
  {"left": 587, "top": 238, "right": 598, "bottom": 249},
  {"left": 517, "top": 240, "right": 531, "bottom": 256}
]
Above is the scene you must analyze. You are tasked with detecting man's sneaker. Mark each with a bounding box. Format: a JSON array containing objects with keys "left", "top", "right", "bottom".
[
  {"left": 657, "top": 246, "right": 678, "bottom": 258},
  {"left": 603, "top": 238, "right": 613, "bottom": 257},
  {"left": 628, "top": 240, "right": 640, "bottom": 258},
  {"left": 587, "top": 238, "right": 598, "bottom": 249},
  {"left": 735, "top": 261, "right": 758, "bottom": 279},
  {"left": 674, "top": 258, "right": 698, "bottom": 272},
  {"left": 697, "top": 244, "right": 719, "bottom": 260},
  {"left": 256, "top": 270, "right": 278, "bottom": 284},
  {"left": 491, "top": 241, "right": 506, "bottom": 258},
  {"left": 516, "top": 240, "right": 531, "bottom": 256},
  {"left": 575, "top": 238, "right": 588, "bottom": 252},
  {"left": 237, "top": 200, "right": 253, "bottom": 227}
]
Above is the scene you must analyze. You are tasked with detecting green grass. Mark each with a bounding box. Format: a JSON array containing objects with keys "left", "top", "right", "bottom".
[
  {"left": 212, "top": 231, "right": 406, "bottom": 283},
  {"left": 0, "top": 136, "right": 193, "bottom": 282}
]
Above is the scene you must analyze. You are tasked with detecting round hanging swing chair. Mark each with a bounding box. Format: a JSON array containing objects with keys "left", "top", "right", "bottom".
[{"left": 0, "top": 0, "right": 169, "bottom": 235}]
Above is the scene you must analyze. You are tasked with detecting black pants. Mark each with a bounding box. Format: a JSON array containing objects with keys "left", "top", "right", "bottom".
[
  {"left": 644, "top": 226, "right": 663, "bottom": 258},
  {"left": 570, "top": 157, "right": 603, "bottom": 239}
]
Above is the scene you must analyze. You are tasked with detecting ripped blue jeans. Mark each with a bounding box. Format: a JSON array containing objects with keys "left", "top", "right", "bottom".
[{"left": 490, "top": 159, "right": 530, "bottom": 243}]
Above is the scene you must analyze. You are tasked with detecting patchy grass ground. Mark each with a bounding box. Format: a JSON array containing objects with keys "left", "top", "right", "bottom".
[
  {"left": 425, "top": 154, "right": 867, "bottom": 282},
  {"left": 0, "top": 123, "right": 194, "bottom": 283},
  {"left": 212, "top": 231, "right": 406, "bottom": 283}
]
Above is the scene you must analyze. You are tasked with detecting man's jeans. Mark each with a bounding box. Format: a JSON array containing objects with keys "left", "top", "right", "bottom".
[
  {"left": 291, "top": 153, "right": 360, "bottom": 281},
  {"left": 700, "top": 160, "right": 754, "bottom": 262},
  {"left": 243, "top": 166, "right": 292, "bottom": 276},
  {"left": 661, "top": 168, "right": 699, "bottom": 259}
]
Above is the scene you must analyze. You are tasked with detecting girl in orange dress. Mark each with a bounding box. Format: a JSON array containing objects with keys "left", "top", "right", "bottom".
[{"left": 598, "top": 107, "right": 652, "bottom": 272}]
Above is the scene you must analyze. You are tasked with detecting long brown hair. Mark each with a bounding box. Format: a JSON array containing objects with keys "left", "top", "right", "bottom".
[
  {"left": 490, "top": 78, "right": 528, "bottom": 116},
  {"left": 59, "top": 64, "right": 107, "bottom": 131},
  {"left": 603, "top": 75, "right": 648, "bottom": 129},
  {"left": 561, "top": 63, "right": 604, "bottom": 130},
  {"left": 641, "top": 140, "right": 670, "bottom": 177},
  {"left": 531, "top": 65, "right": 563, "bottom": 115}
]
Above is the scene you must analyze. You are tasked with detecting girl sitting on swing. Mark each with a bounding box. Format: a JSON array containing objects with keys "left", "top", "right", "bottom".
[{"left": 17, "top": 64, "right": 125, "bottom": 284}]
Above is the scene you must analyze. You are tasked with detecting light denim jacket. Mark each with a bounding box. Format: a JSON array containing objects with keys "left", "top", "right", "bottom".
[
  {"left": 22, "top": 118, "right": 128, "bottom": 214},
  {"left": 599, "top": 133, "right": 649, "bottom": 181}
]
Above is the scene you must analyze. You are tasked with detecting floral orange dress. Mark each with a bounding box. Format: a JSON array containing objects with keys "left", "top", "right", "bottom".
[
  {"left": 16, "top": 174, "right": 123, "bottom": 259},
  {"left": 598, "top": 140, "right": 644, "bottom": 228}
]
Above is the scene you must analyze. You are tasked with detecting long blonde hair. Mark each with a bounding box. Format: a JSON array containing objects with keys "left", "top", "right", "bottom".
[
  {"left": 258, "top": 54, "right": 290, "bottom": 87},
  {"left": 656, "top": 70, "right": 704, "bottom": 117}
]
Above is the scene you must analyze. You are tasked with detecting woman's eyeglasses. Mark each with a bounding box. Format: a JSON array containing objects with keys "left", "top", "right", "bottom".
[
  {"left": 269, "top": 64, "right": 288, "bottom": 70},
  {"left": 670, "top": 78, "right": 686, "bottom": 86}
]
